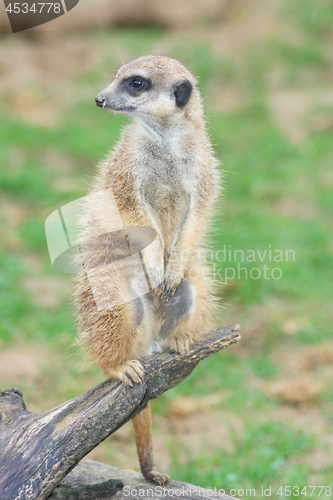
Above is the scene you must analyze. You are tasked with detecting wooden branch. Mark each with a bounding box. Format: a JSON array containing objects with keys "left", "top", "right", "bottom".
[
  {"left": 0, "top": 324, "right": 240, "bottom": 500},
  {"left": 49, "top": 458, "right": 240, "bottom": 500}
]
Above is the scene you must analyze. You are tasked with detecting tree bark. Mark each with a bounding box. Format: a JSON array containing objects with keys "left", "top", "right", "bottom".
[
  {"left": 0, "top": 324, "right": 240, "bottom": 500},
  {"left": 49, "top": 458, "right": 239, "bottom": 500}
]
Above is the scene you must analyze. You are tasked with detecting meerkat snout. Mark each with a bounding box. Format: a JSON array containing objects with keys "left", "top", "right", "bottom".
[
  {"left": 95, "top": 95, "right": 106, "bottom": 108},
  {"left": 94, "top": 56, "right": 198, "bottom": 122}
]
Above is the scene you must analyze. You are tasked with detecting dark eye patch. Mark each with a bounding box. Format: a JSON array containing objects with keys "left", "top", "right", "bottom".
[
  {"left": 122, "top": 75, "right": 151, "bottom": 96},
  {"left": 174, "top": 79, "right": 192, "bottom": 107}
]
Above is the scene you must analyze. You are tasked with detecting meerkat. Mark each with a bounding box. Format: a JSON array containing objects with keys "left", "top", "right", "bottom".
[{"left": 73, "top": 55, "right": 219, "bottom": 485}]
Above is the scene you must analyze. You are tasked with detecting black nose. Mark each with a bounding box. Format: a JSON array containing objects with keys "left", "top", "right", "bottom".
[{"left": 95, "top": 96, "right": 106, "bottom": 108}]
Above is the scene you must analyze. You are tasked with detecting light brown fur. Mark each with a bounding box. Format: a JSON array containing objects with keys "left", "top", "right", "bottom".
[{"left": 73, "top": 55, "right": 219, "bottom": 483}]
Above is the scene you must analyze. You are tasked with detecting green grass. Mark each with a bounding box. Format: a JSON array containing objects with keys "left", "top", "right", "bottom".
[
  {"left": 170, "top": 420, "right": 313, "bottom": 491},
  {"left": 0, "top": 254, "right": 32, "bottom": 342},
  {"left": 1, "top": 0, "right": 333, "bottom": 496},
  {"left": 283, "top": 0, "right": 333, "bottom": 39}
]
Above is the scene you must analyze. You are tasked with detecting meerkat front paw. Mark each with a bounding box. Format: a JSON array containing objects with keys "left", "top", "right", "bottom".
[
  {"left": 155, "top": 279, "right": 181, "bottom": 302},
  {"left": 168, "top": 335, "right": 191, "bottom": 355},
  {"left": 108, "top": 359, "right": 144, "bottom": 387},
  {"left": 146, "top": 468, "right": 170, "bottom": 486}
]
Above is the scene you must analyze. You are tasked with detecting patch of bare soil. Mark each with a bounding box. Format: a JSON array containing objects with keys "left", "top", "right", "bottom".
[
  {"left": 267, "top": 377, "right": 323, "bottom": 405},
  {"left": 208, "top": 85, "right": 246, "bottom": 114},
  {"left": 298, "top": 342, "right": 333, "bottom": 371},
  {"left": 0, "top": 342, "right": 51, "bottom": 386},
  {"left": 0, "top": 36, "right": 106, "bottom": 125},
  {"left": 268, "top": 88, "right": 333, "bottom": 144},
  {"left": 0, "top": 0, "right": 282, "bottom": 124},
  {"left": 0, "top": 197, "right": 71, "bottom": 307},
  {"left": 174, "top": 410, "right": 238, "bottom": 454},
  {"left": 166, "top": 393, "right": 224, "bottom": 418},
  {"left": 268, "top": 89, "right": 311, "bottom": 144},
  {"left": 281, "top": 318, "right": 304, "bottom": 335},
  {"left": 223, "top": 302, "right": 278, "bottom": 356},
  {"left": 39, "top": 149, "right": 78, "bottom": 173},
  {"left": 275, "top": 340, "right": 333, "bottom": 375},
  {"left": 0, "top": 33, "right": 167, "bottom": 125},
  {"left": 206, "top": 0, "right": 333, "bottom": 144},
  {"left": 209, "top": 0, "right": 283, "bottom": 55},
  {"left": 0, "top": 198, "right": 28, "bottom": 227},
  {"left": 39, "top": 149, "right": 80, "bottom": 191},
  {"left": 271, "top": 196, "right": 317, "bottom": 220},
  {"left": 0, "top": 0, "right": 232, "bottom": 34},
  {"left": 228, "top": 301, "right": 332, "bottom": 407},
  {"left": 22, "top": 275, "right": 71, "bottom": 308},
  {"left": 301, "top": 447, "right": 333, "bottom": 472},
  {"left": 0, "top": 198, "right": 31, "bottom": 251},
  {"left": 272, "top": 405, "right": 328, "bottom": 436},
  {"left": 258, "top": 340, "right": 333, "bottom": 405}
]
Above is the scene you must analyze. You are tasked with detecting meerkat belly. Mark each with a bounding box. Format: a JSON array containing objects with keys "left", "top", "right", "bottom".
[{"left": 142, "top": 178, "right": 190, "bottom": 249}]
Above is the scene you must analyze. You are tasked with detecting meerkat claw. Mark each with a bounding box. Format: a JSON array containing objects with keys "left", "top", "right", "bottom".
[
  {"left": 168, "top": 336, "right": 191, "bottom": 355},
  {"left": 155, "top": 281, "right": 178, "bottom": 302},
  {"left": 146, "top": 468, "right": 170, "bottom": 486},
  {"left": 123, "top": 375, "right": 133, "bottom": 387},
  {"left": 126, "top": 360, "right": 145, "bottom": 384},
  {"left": 108, "top": 360, "right": 144, "bottom": 386}
]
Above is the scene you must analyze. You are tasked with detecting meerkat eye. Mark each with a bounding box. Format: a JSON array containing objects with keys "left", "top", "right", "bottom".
[
  {"left": 130, "top": 79, "right": 144, "bottom": 89},
  {"left": 123, "top": 76, "right": 151, "bottom": 96}
]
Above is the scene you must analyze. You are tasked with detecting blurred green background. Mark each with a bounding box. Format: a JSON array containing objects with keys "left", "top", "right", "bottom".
[{"left": 0, "top": 0, "right": 332, "bottom": 498}]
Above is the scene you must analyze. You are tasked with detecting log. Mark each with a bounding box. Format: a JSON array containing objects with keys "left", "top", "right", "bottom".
[
  {"left": 49, "top": 458, "right": 239, "bottom": 500},
  {"left": 0, "top": 324, "right": 240, "bottom": 500}
]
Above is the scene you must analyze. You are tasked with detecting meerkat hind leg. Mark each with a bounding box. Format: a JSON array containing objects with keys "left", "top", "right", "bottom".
[
  {"left": 132, "top": 402, "right": 169, "bottom": 485},
  {"left": 105, "top": 297, "right": 146, "bottom": 386}
]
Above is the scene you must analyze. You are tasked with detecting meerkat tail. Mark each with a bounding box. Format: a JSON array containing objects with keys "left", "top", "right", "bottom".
[{"left": 132, "top": 402, "right": 169, "bottom": 485}]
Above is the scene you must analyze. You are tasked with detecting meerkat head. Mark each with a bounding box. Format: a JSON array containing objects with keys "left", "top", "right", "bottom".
[{"left": 95, "top": 55, "right": 200, "bottom": 124}]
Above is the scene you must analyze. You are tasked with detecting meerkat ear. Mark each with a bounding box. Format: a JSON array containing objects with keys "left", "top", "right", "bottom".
[{"left": 174, "top": 79, "right": 193, "bottom": 107}]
